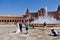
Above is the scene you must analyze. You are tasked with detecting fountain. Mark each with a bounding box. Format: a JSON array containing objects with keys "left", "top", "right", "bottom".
[{"left": 31, "top": 7, "right": 60, "bottom": 27}]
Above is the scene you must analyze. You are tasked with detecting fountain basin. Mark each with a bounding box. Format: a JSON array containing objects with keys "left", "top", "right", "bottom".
[
  {"left": 30, "top": 23, "right": 60, "bottom": 27},
  {"left": 30, "top": 16, "right": 60, "bottom": 27},
  {"left": 30, "top": 7, "right": 60, "bottom": 27}
]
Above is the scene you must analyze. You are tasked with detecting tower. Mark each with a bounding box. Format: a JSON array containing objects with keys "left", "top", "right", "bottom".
[
  {"left": 25, "top": 8, "right": 30, "bottom": 17},
  {"left": 38, "top": 8, "right": 45, "bottom": 16},
  {"left": 57, "top": 5, "right": 60, "bottom": 19}
]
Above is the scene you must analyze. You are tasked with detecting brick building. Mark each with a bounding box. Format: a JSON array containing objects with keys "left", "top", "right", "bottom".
[
  {"left": 0, "top": 14, "right": 23, "bottom": 24},
  {"left": 0, "top": 6, "right": 60, "bottom": 24},
  {"left": 24, "top": 6, "right": 60, "bottom": 22}
]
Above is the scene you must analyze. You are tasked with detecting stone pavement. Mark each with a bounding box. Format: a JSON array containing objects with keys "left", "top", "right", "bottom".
[{"left": 0, "top": 25, "right": 60, "bottom": 40}]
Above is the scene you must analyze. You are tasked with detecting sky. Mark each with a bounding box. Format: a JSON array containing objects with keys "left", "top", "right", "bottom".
[{"left": 0, "top": 0, "right": 60, "bottom": 15}]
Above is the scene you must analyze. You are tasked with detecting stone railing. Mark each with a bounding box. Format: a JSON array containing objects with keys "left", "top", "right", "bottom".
[
  {"left": 29, "top": 24, "right": 60, "bottom": 27},
  {"left": 0, "top": 22, "right": 15, "bottom": 25}
]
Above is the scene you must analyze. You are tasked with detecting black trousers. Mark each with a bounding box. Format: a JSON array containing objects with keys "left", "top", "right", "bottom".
[{"left": 19, "top": 25, "right": 22, "bottom": 32}]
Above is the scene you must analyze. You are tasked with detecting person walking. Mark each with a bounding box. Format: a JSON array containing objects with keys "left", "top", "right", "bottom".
[
  {"left": 25, "top": 20, "right": 29, "bottom": 34},
  {"left": 19, "top": 21, "right": 22, "bottom": 33},
  {"left": 43, "top": 21, "right": 46, "bottom": 29}
]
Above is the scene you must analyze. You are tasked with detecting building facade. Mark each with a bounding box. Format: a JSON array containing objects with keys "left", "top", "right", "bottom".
[
  {"left": 0, "top": 6, "right": 60, "bottom": 24},
  {"left": 24, "top": 6, "right": 60, "bottom": 22},
  {"left": 0, "top": 14, "right": 23, "bottom": 24}
]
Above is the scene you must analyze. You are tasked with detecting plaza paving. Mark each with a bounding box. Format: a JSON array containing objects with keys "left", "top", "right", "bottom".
[{"left": 0, "top": 25, "right": 60, "bottom": 40}]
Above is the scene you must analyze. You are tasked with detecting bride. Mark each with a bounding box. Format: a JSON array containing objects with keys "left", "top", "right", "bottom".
[{"left": 16, "top": 22, "right": 20, "bottom": 33}]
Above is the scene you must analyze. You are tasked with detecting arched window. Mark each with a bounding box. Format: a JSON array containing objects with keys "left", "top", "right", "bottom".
[
  {"left": 7, "top": 20, "right": 9, "bottom": 22},
  {"left": 18, "top": 20, "right": 20, "bottom": 22},
  {"left": 0, "top": 20, "right": 1, "bottom": 22},
  {"left": 17, "top": 20, "right": 19, "bottom": 22},
  {"left": 15, "top": 20, "right": 16, "bottom": 22},
  {"left": 10, "top": 20, "right": 11, "bottom": 22},
  {"left": 4, "top": 20, "right": 6, "bottom": 22},
  {"left": 12, "top": 20, "right": 14, "bottom": 22},
  {"left": 2, "top": 20, "right": 4, "bottom": 22}
]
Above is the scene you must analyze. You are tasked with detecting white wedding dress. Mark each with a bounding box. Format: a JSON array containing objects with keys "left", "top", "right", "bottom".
[{"left": 16, "top": 23, "right": 20, "bottom": 33}]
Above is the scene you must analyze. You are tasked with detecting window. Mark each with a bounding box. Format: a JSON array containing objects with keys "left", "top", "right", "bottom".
[
  {"left": 12, "top": 20, "right": 14, "bottom": 22},
  {"left": 7, "top": 20, "right": 9, "bottom": 22},
  {"left": 5, "top": 20, "right": 6, "bottom": 22},
  {"left": 17, "top": 20, "right": 19, "bottom": 22},
  {"left": 2, "top": 20, "right": 4, "bottom": 22},
  {"left": 15, "top": 20, "right": 16, "bottom": 22},
  {"left": 10, "top": 20, "right": 11, "bottom": 22},
  {"left": 0, "top": 20, "right": 1, "bottom": 22}
]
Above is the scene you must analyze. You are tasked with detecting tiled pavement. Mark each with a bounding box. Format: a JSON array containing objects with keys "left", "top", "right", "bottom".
[{"left": 0, "top": 25, "right": 60, "bottom": 40}]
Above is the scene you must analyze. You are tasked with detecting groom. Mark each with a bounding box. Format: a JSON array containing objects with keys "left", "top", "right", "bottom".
[{"left": 19, "top": 21, "right": 22, "bottom": 32}]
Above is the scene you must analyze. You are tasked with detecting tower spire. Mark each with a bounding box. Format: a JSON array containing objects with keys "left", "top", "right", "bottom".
[
  {"left": 58, "top": 5, "right": 60, "bottom": 11},
  {"left": 26, "top": 8, "right": 29, "bottom": 13}
]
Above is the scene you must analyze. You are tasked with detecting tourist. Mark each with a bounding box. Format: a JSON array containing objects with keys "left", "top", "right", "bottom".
[
  {"left": 43, "top": 21, "right": 46, "bottom": 29},
  {"left": 32, "top": 24, "right": 34, "bottom": 29},
  {"left": 19, "top": 21, "right": 22, "bottom": 33},
  {"left": 51, "top": 29, "right": 59, "bottom": 36},
  {"left": 25, "top": 20, "right": 29, "bottom": 34}
]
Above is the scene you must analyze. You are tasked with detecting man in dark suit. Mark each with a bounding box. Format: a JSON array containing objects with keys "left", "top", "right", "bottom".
[{"left": 19, "top": 21, "right": 22, "bottom": 32}]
